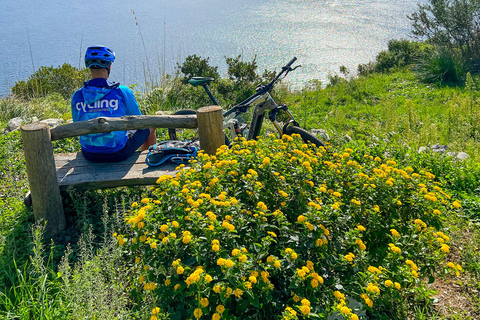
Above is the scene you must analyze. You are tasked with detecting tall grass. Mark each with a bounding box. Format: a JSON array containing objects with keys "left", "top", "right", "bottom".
[{"left": 0, "top": 224, "right": 70, "bottom": 319}]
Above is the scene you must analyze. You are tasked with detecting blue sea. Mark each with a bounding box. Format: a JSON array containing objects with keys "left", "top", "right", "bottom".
[{"left": 0, "top": 0, "right": 425, "bottom": 97}]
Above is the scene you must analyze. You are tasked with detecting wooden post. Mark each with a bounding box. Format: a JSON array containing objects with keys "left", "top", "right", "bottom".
[
  {"left": 21, "top": 123, "right": 65, "bottom": 236},
  {"left": 197, "top": 106, "right": 224, "bottom": 155}
]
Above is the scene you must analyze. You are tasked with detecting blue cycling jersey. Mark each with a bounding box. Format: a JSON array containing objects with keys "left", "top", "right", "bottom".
[{"left": 71, "top": 78, "right": 143, "bottom": 153}]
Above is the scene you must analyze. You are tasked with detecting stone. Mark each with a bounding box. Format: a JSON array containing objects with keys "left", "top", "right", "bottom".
[
  {"left": 431, "top": 144, "right": 448, "bottom": 154},
  {"left": 7, "top": 117, "right": 24, "bottom": 132},
  {"left": 311, "top": 129, "right": 330, "bottom": 141},
  {"left": 418, "top": 146, "right": 428, "bottom": 153},
  {"left": 457, "top": 152, "right": 469, "bottom": 160},
  {"left": 39, "top": 118, "right": 64, "bottom": 128}
]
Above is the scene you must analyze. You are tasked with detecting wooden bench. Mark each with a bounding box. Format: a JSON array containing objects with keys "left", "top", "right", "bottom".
[{"left": 20, "top": 106, "right": 224, "bottom": 236}]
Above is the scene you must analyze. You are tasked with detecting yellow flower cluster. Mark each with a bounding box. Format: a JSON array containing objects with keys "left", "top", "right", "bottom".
[
  {"left": 117, "top": 134, "right": 462, "bottom": 319},
  {"left": 344, "top": 252, "right": 355, "bottom": 262},
  {"left": 185, "top": 267, "right": 205, "bottom": 287},
  {"left": 355, "top": 238, "right": 367, "bottom": 251}
]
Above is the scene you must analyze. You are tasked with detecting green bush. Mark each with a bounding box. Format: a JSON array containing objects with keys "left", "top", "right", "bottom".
[
  {"left": 12, "top": 64, "right": 90, "bottom": 100},
  {"left": 358, "top": 39, "right": 433, "bottom": 75},
  {"left": 177, "top": 55, "right": 220, "bottom": 85},
  {"left": 415, "top": 48, "right": 466, "bottom": 84},
  {"left": 116, "top": 135, "right": 462, "bottom": 319}
]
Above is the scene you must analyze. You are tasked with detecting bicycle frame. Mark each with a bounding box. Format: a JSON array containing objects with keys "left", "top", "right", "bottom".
[
  {"left": 223, "top": 92, "right": 298, "bottom": 141},
  {"left": 197, "top": 57, "right": 300, "bottom": 142}
]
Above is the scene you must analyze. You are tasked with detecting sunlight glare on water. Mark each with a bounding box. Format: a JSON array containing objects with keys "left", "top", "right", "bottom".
[{"left": 0, "top": 0, "right": 425, "bottom": 96}]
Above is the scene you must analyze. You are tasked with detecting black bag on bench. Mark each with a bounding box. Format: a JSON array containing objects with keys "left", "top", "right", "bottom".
[{"left": 146, "top": 140, "right": 200, "bottom": 167}]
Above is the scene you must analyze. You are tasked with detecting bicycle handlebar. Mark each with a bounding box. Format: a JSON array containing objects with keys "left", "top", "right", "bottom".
[
  {"left": 223, "top": 57, "right": 298, "bottom": 117},
  {"left": 285, "top": 57, "right": 297, "bottom": 69}
]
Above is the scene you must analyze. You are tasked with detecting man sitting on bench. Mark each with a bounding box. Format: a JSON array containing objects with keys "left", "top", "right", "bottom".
[{"left": 71, "top": 45, "right": 156, "bottom": 163}]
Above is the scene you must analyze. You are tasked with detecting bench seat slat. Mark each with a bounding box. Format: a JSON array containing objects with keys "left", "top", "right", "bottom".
[{"left": 54, "top": 151, "right": 179, "bottom": 191}]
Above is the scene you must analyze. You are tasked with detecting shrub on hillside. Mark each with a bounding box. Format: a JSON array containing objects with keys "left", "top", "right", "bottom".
[
  {"left": 358, "top": 39, "right": 432, "bottom": 75},
  {"left": 115, "top": 134, "right": 462, "bottom": 319},
  {"left": 415, "top": 48, "right": 466, "bottom": 84},
  {"left": 11, "top": 63, "right": 89, "bottom": 100},
  {"left": 169, "top": 55, "right": 278, "bottom": 110}
]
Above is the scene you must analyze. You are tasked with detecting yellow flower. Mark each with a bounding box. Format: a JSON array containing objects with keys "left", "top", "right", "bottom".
[
  {"left": 300, "top": 305, "right": 311, "bottom": 315},
  {"left": 193, "top": 308, "right": 203, "bottom": 318},
  {"left": 234, "top": 288, "right": 243, "bottom": 298},
  {"left": 174, "top": 284, "right": 180, "bottom": 290},
  {"left": 138, "top": 275, "right": 144, "bottom": 284},
  {"left": 164, "top": 279, "right": 171, "bottom": 286},
  {"left": 301, "top": 298, "right": 310, "bottom": 306},
  {"left": 384, "top": 280, "right": 393, "bottom": 287},
  {"left": 344, "top": 252, "right": 355, "bottom": 262},
  {"left": 216, "top": 305, "right": 225, "bottom": 313},
  {"left": 152, "top": 307, "right": 161, "bottom": 315},
  {"left": 263, "top": 157, "right": 271, "bottom": 165},
  {"left": 441, "top": 244, "right": 450, "bottom": 253},
  {"left": 183, "top": 235, "right": 192, "bottom": 244},
  {"left": 366, "top": 283, "right": 380, "bottom": 294},
  {"left": 176, "top": 266, "right": 184, "bottom": 274},
  {"left": 200, "top": 297, "right": 209, "bottom": 307},
  {"left": 394, "top": 282, "right": 401, "bottom": 290},
  {"left": 225, "top": 259, "right": 234, "bottom": 268},
  {"left": 365, "top": 298, "right": 373, "bottom": 307},
  {"left": 340, "top": 306, "right": 350, "bottom": 314},
  {"left": 357, "top": 225, "right": 366, "bottom": 232},
  {"left": 390, "top": 229, "right": 400, "bottom": 237},
  {"left": 334, "top": 291, "right": 345, "bottom": 300}
]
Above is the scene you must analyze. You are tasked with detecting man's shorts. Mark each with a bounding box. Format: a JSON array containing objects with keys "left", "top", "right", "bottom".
[{"left": 82, "top": 129, "right": 150, "bottom": 163}]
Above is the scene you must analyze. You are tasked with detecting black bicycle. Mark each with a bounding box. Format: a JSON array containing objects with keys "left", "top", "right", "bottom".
[{"left": 169, "top": 57, "right": 324, "bottom": 147}]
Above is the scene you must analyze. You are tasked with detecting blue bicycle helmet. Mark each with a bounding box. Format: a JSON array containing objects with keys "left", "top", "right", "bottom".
[{"left": 85, "top": 45, "right": 115, "bottom": 69}]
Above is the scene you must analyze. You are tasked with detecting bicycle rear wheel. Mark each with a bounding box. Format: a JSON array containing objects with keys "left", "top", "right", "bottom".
[{"left": 284, "top": 126, "right": 325, "bottom": 147}]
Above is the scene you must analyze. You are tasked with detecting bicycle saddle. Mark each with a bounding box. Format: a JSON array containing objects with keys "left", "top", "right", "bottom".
[{"left": 188, "top": 77, "right": 215, "bottom": 87}]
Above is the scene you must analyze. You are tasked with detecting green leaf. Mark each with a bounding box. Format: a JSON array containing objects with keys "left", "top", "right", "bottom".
[
  {"left": 237, "top": 299, "right": 250, "bottom": 312},
  {"left": 247, "top": 291, "right": 260, "bottom": 308}
]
